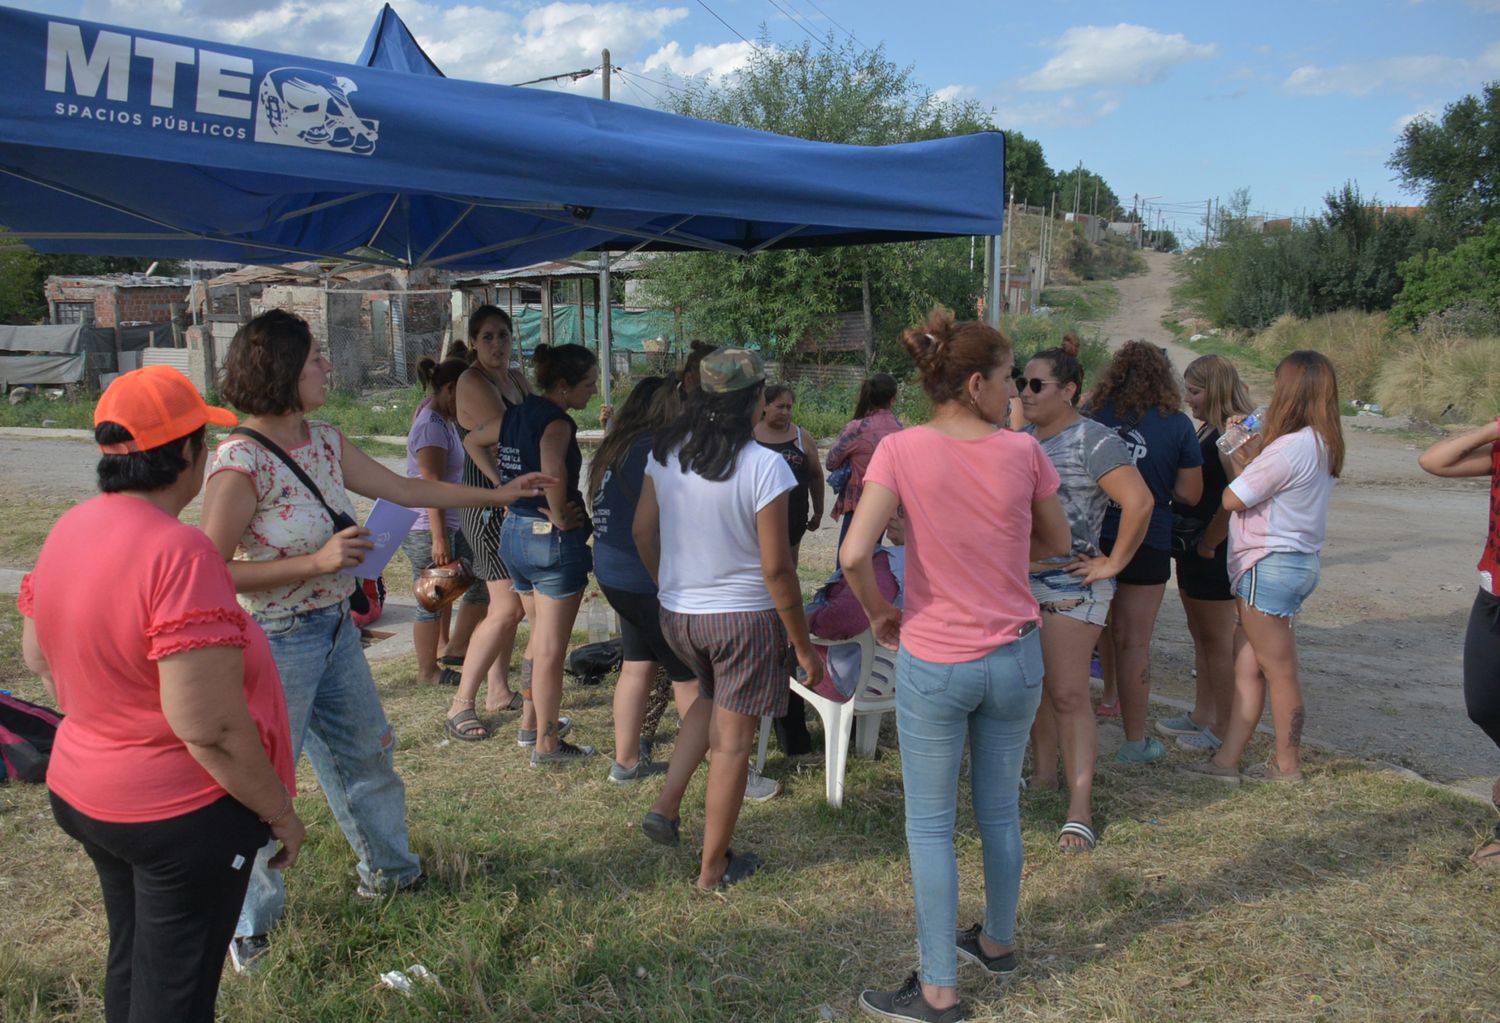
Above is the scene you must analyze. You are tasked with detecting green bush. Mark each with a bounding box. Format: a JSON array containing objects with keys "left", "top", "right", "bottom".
[
  {"left": 1390, "top": 221, "right": 1500, "bottom": 329},
  {"left": 1251, "top": 310, "right": 1403, "bottom": 401},
  {"left": 1375, "top": 335, "right": 1500, "bottom": 422}
]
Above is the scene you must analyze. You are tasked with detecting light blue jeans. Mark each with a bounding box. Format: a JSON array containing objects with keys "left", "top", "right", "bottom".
[
  {"left": 896, "top": 626, "right": 1044, "bottom": 987},
  {"left": 236, "top": 602, "right": 422, "bottom": 938}
]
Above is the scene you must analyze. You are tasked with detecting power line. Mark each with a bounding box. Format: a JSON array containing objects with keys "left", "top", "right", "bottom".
[
  {"left": 613, "top": 68, "right": 663, "bottom": 106},
  {"left": 509, "top": 65, "right": 598, "bottom": 87},
  {"left": 799, "top": 0, "right": 862, "bottom": 47},
  {"left": 764, "top": 0, "right": 827, "bottom": 48},
  {"left": 614, "top": 66, "right": 693, "bottom": 96},
  {"left": 692, "top": 0, "right": 761, "bottom": 52}
]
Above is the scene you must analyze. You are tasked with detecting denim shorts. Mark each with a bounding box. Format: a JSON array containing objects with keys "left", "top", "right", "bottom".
[
  {"left": 1029, "top": 568, "right": 1114, "bottom": 627},
  {"left": 399, "top": 527, "right": 488, "bottom": 621},
  {"left": 498, "top": 514, "right": 593, "bottom": 599},
  {"left": 1235, "top": 550, "right": 1320, "bottom": 618}
]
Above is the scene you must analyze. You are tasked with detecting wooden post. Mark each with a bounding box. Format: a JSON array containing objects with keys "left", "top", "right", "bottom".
[
  {"left": 861, "top": 268, "right": 875, "bottom": 370},
  {"left": 540, "top": 279, "right": 554, "bottom": 346}
]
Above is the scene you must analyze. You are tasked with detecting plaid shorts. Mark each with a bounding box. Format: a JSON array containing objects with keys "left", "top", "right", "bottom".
[{"left": 659, "top": 608, "right": 791, "bottom": 718}]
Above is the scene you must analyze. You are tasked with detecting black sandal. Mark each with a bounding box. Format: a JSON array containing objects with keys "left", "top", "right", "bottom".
[
  {"left": 696, "top": 849, "right": 762, "bottom": 893},
  {"left": 439, "top": 655, "right": 464, "bottom": 687}
]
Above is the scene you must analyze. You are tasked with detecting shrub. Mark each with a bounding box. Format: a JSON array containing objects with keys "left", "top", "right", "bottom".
[
  {"left": 1375, "top": 336, "right": 1500, "bottom": 423},
  {"left": 1390, "top": 221, "right": 1500, "bottom": 329}
]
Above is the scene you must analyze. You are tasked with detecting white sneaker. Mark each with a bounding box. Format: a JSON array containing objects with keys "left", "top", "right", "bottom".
[
  {"left": 229, "top": 934, "right": 269, "bottom": 974},
  {"left": 743, "top": 770, "right": 780, "bottom": 803}
]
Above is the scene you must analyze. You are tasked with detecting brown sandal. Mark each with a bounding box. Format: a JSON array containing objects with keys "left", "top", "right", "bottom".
[
  {"left": 1470, "top": 839, "right": 1500, "bottom": 869},
  {"left": 445, "top": 708, "right": 489, "bottom": 742}
]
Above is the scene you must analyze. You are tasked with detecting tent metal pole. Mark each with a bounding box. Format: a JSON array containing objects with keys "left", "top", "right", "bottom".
[
  {"left": 425, "top": 223, "right": 581, "bottom": 267},
  {"left": 368, "top": 194, "right": 401, "bottom": 249},
  {"left": 749, "top": 224, "right": 807, "bottom": 253},
  {"left": 414, "top": 204, "right": 476, "bottom": 265},
  {"left": 275, "top": 192, "right": 376, "bottom": 222},
  {"left": 599, "top": 47, "right": 614, "bottom": 409}
]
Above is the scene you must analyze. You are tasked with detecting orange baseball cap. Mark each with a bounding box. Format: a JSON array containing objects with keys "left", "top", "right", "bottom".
[{"left": 94, "top": 365, "right": 238, "bottom": 454}]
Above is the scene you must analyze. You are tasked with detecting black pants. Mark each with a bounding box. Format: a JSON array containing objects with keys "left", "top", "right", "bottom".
[
  {"left": 50, "top": 792, "right": 269, "bottom": 1023},
  {"left": 773, "top": 691, "right": 814, "bottom": 756},
  {"left": 1465, "top": 589, "right": 1500, "bottom": 752}
]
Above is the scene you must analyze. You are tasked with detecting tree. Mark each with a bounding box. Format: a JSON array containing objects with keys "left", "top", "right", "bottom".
[
  {"left": 1051, "top": 163, "right": 1121, "bottom": 220},
  {"left": 1003, "top": 131, "right": 1052, "bottom": 208},
  {"left": 636, "top": 37, "right": 996, "bottom": 361},
  {"left": 1388, "top": 82, "right": 1500, "bottom": 238},
  {"left": 0, "top": 241, "right": 176, "bottom": 324}
]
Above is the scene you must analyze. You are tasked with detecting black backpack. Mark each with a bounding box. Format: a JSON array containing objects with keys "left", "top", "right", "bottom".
[
  {"left": 0, "top": 693, "right": 62, "bottom": 783},
  {"left": 565, "top": 640, "right": 623, "bottom": 686}
]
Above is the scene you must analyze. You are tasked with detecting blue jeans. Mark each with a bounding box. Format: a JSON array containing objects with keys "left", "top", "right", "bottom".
[
  {"left": 1235, "top": 550, "right": 1320, "bottom": 618},
  {"left": 498, "top": 514, "right": 592, "bottom": 599},
  {"left": 236, "top": 603, "right": 421, "bottom": 937},
  {"left": 896, "top": 626, "right": 1044, "bottom": 987}
]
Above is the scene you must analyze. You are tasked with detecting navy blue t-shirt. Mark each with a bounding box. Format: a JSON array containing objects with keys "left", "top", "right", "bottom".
[
  {"left": 1090, "top": 401, "right": 1203, "bottom": 550},
  {"left": 591, "top": 435, "right": 655, "bottom": 593},
  {"left": 498, "top": 394, "right": 586, "bottom": 524}
]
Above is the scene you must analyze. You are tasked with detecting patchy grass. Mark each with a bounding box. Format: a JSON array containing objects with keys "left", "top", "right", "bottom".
[
  {"left": 1040, "top": 282, "right": 1120, "bottom": 325},
  {"left": 0, "top": 501, "right": 73, "bottom": 570},
  {"left": 0, "top": 393, "right": 95, "bottom": 429},
  {"left": 2, "top": 583, "right": 1497, "bottom": 1022}
]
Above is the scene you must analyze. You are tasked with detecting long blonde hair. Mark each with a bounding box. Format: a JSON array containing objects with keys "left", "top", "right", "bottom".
[
  {"left": 1183, "top": 355, "right": 1252, "bottom": 432},
  {"left": 1260, "top": 351, "right": 1345, "bottom": 478}
]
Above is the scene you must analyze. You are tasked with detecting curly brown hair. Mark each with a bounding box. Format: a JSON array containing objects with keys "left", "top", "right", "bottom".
[
  {"left": 1085, "top": 340, "right": 1181, "bottom": 418},
  {"left": 218, "top": 309, "right": 312, "bottom": 415}
]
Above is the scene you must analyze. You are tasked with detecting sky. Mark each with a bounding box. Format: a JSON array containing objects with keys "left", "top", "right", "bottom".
[{"left": 7, "top": 0, "right": 1498, "bottom": 241}]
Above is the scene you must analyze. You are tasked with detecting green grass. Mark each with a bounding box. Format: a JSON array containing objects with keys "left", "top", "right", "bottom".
[
  {"left": 3, "top": 511, "right": 1499, "bottom": 1020},
  {"left": 0, "top": 393, "right": 96, "bottom": 429},
  {"left": 1040, "top": 282, "right": 1120, "bottom": 324},
  {"left": 3, "top": 597, "right": 1496, "bottom": 1021}
]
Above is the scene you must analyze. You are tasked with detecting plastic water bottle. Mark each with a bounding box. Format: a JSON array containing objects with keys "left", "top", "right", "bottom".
[
  {"left": 1217, "top": 405, "right": 1268, "bottom": 455},
  {"left": 586, "top": 595, "right": 611, "bottom": 644}
]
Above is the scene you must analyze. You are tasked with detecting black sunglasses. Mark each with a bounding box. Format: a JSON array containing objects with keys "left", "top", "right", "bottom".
[{"left": 1015, "top": 377, "right": 1057, "bottom": 394}]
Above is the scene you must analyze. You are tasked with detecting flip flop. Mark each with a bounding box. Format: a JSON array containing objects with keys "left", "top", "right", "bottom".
[
  {"left": 1471, "top": 840, "right": 1500, "bottom": 869},
  {"left": 1096, "top": 701, "right": 1121, "bottom": 718},
  {"left": 444, "top": 708, "right": 489, "bottom": 742},
  {"left": 695, "top": 849, "right": 762, "bottom": 893},
  {"left": 439, "top": 656, "right": 464, "bottom": 687},
  {"left": 642, "top": 812, "right": 681, "bottom": 847},
  {"left": 1058, "top": 820, "right": 1098, "bottom": 853}
]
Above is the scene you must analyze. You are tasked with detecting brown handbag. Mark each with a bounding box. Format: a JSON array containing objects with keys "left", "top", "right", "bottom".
[{"left": 413, "top": 558, "right": 476, "bottom": 614}]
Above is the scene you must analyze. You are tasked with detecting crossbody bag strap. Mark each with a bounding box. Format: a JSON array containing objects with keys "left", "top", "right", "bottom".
[{"left": 230, "top": 425, "right": 349, "bottom": 527}]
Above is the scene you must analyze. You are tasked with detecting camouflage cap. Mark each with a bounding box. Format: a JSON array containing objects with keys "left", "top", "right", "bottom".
[{"left": 698, "top": 348, "right": 766, "bottom": 394}]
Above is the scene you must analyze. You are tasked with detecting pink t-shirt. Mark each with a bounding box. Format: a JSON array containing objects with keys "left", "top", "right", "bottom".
[
  {"left": 19, "top": 494, "right": 295, "bottom": 823},
  {"left": 863, "top": 426, "right": 1060, "bottom": 663},
  {"left": 1227, "top": 426, "right": 1336, "bottom": 586}
]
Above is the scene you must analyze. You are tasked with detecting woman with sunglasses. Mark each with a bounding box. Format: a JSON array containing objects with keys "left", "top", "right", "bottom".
[
  {"left": 1084, "top": 341, "right": 1203, "bottom": 764},
  {"left": 1018, "top": 336, "right": 1152, "bottom": 853}
]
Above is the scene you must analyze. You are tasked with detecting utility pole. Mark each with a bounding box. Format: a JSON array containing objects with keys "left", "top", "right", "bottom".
[
  {"left": 1001, "top": 185, "right": 1014, "bottom": 320},
  {"left": 1091, "top": 178, "right": 1099, "bottom": 220},
  {"left": 1073, "top": 164, "right": 1083, "bottom": 216},
  {"left": 598, "top": 48, "right": 613, "bottom": 407}
]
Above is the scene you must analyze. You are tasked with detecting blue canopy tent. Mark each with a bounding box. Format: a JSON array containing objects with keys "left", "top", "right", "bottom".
[{"left": 0, "top": 3, "right": 1004, "bottom": 397}]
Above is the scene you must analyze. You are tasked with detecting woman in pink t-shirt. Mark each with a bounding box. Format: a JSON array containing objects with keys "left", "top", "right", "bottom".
[
  {"left": 840, "top": 309, "right": 1070, "bottom": 1021},
  {"left": 19, "top": 367, "right": 303, "bottom": 1023},
  {"left": 1182, "top": 351, "right": 1343, "bottom": 785}
]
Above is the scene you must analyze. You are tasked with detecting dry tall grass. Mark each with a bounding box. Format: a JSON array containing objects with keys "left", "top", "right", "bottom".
[
  {"left": 1251, "top": 310, "right": 1401, "bottom": 402},
  {"left": 1376, "top": 335, "right": 1500, "bottom": 422}
]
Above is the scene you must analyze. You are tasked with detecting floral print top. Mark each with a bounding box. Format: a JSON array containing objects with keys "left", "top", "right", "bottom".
[{"left": 208, "top": 421, "right": 357, "bottom": 619}]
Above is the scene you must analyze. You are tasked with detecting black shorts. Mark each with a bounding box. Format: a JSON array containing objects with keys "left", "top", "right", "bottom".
[
  {"left": 1173, "top": 541, "right": 1233, "bottom": 601},
  {"left": 599, "top": 583, "right": 696, "bottom": 682},
  {"left": 1100, "top": 535, "right": 1172, "bottom": 587}
]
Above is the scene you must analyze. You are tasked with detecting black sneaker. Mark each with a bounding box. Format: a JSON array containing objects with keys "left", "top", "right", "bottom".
[
  {"left": 355, "top": 871, "right": 428, "bottom": 900},
  {"left": 954, "top": 923, "right": 1018, "bottom": 977},
  {"left": 529, "top": 739, "right": 596, "bottom": 767},
  {"left": 228, "top": 934, "right": 270, "bottom": 975},
  {"left": 858, "top": 972, "right": 965, "bottom": 1023}
]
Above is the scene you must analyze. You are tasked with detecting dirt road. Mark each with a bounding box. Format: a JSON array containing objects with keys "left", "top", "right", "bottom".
[{"left": 1089, "top": 251, "right": 1496, "bottom": 798}]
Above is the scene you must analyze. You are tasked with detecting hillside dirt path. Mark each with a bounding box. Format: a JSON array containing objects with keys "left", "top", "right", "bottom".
[{"left": 1086, "top": 251, "right": 1496, "bottom": 799}]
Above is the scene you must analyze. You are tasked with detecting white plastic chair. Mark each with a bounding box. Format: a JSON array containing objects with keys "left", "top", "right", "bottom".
[{"left": 784, "top": 631, "right": 897, "bottom": 808}]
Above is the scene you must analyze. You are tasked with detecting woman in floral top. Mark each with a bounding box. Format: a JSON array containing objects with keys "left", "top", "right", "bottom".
[
  {"left": 827, "top": 373, "right": 903, "bottom": 546},
  {"left": 200, "top": 309, "right": 551, "bottom": 970}
]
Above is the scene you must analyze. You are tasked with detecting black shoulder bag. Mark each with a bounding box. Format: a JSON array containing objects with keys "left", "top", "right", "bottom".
[{"left": 231, "top": 426, "right": 370, "bottom": 615}]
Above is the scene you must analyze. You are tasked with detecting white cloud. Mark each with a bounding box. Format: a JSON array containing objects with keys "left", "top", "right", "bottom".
[
  {"left": 1018, "top": 23, "right": 1216, "bottom": 92},
  {"left": 1393, "top": 106, "right": 1439, "bottom": 133},
  {"left": 1284, "top": 40, "right": 1500, "bottom": 96},
  {"left": 994, "top": 90, "right": 1123, "bottom": 130},
  {"left": 932, "top": 84, "right": 971, "bottom": 105},
  {"left": 76, "top": 0, "right": 691, "bottom": 92},
  {"left": 642, "top": 39, "right": 756, "bottom": 79}
]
